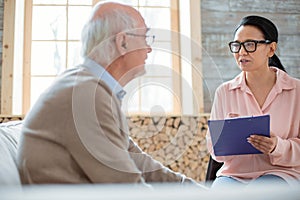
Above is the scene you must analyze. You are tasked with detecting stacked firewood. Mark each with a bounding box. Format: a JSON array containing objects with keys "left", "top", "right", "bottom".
[
  {"left": 0, "top": 115, "right": 24, "bottom": 123},
  {"left": 0, "top": 115, "right": 210, "bottom": 181},
  {"left": 128, "top": 115, "right": 210, "bottom": 181}
]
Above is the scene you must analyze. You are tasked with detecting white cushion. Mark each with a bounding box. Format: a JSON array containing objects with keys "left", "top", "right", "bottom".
[{"left": 0, "top": 121, "right": 22, "bottom": 185}]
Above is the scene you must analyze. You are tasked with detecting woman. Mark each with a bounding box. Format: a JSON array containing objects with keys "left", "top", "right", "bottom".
[{"left": 206, "top": 15, "right": 300, "bottom": 187}]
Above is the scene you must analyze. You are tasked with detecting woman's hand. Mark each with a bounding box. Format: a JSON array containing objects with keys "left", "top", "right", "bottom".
[{"left": 247, "top": 133, "right": 277, "bottom": 154}]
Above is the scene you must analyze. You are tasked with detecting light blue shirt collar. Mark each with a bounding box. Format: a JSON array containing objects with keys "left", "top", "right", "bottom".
[{"left": 82, "top": 58, "right": 126, "bottom": 100}]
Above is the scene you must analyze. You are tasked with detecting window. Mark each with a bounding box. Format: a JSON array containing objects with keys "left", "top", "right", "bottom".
[
  {"left": 24, "top": 0, "right": 93, "bottom": 114},
  {"left": 1, "top": 0, "right": 203, "bottom": 116}
]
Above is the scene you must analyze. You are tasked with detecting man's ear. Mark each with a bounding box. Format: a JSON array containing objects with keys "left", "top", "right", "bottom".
[
  {"left": 268, "top": 42, "right": 277, "bottom": 57},
  {"left": 115, "top": 32, "right": 128, "bottom": 56}
]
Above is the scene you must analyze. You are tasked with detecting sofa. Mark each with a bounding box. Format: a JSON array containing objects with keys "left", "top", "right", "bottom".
[
  {"left": 0, "top": 120, "right": 22, "bottom": 186},
  {"left": 0, "top": 120, "right": 300, "bottom": 200}
]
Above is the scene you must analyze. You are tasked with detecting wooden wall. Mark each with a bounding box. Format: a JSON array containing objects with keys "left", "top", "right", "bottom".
[{"left": 201, "top": 0, "right": 300, "bottom": 112}]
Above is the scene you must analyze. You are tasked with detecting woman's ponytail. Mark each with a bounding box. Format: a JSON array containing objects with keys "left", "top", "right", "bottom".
[{"left": 269, "top": 54, "right": 286, "bottom": 72}]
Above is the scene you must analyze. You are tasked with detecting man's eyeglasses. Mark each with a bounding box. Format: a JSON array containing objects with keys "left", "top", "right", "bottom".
[
  {"left": 126, "top": 33, "right": 155, "bottom": 46},
  {"left": 228, "top": 40, "right": 272, "bottom": 53}
]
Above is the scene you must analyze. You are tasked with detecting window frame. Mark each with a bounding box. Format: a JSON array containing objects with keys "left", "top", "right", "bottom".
[
  {"left": 1, "top": 0, "right": 203, "bottom": 115},
  {"left": 1, "top": 0, "right": 16, "bottom": 115}
]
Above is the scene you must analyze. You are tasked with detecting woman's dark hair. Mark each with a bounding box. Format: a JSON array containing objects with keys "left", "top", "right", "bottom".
[{"left": 234, "top": 15, "right": 286, "bottom": 72}]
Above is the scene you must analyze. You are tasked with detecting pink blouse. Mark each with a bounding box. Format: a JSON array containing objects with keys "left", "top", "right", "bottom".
[{"left": 206, "top": 67, "right": 300, "bottom": 185}]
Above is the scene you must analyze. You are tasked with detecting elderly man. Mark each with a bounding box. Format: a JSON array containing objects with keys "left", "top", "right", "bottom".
[{"left": 17, "top": 2, "right": 204, "bottom": 188}]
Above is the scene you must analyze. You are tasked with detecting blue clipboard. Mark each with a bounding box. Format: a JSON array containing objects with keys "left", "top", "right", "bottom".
[{"left": 208, "top": 115, "right": 270, "bottom": 156}]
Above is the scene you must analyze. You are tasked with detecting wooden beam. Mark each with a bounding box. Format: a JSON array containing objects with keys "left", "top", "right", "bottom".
[
  {"left": 1, "top": 0, "right": 16, "bottom": 114},
  {"left": 22, "top": 0, "right": 32, "bottom": 114},
  {"left": 190, "top": 0, "right": 204, "bottom": 114},
  {"left": 171, "top": 0, "right": 181, "bottom": 115}
]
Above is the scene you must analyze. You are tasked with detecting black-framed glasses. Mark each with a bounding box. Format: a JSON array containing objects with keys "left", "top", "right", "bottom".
[
  {"left": 126, "top": 33, "right": 155, "bottom": 46},
  {"left": 228, "top": 40, "right": 272, "bottom": 53}
]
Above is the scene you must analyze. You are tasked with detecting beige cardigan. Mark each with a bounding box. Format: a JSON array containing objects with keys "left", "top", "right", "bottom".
[{"left": 17, "top": 66, "right": 194, "bottom": 185}]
